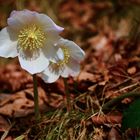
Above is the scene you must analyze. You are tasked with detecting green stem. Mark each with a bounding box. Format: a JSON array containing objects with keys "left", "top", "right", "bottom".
[
  {"left": 33, "top": 74, "right": 40, "bottom": 121},
  {"left": 63, "top": 78, "right": 71, "bottom": 112},
  {"left": 102, "top": 90, "right": 140, "bottom": 111},
  {"left": 16, "top": 0, "right": 24, "bottom": 10}
]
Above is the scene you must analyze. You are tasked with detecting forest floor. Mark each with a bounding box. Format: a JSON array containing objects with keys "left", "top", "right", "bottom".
[{"left": 0, "top": 0, "right": 140, "bottom": 140}]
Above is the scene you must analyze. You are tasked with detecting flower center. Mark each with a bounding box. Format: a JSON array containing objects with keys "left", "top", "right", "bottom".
[
  {"left": 18, "top": 24, "right": 46, "bottom": 51},
  {"left": 57, "top": 48, "right": 70, "bottom": 66}
]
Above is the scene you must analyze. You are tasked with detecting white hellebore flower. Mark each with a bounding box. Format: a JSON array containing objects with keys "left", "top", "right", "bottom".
[
  {"left": 0, "top": 10, "right": 64, "bottom": 74},
  {"left": 41, "top": 38, "right": 85, "bottom": 83}
]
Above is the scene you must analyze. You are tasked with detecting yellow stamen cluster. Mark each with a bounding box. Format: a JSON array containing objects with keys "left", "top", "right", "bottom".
[
  {"left": 57, "top": 48, "right": 70, "bottom": 66},
  {"left": 18, "top": 24, "right": 46, "bottom": 51}
]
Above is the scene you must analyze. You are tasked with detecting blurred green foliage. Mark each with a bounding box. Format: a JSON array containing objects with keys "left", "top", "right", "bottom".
[{"left": 122, "top": 98, "right": 140, "bottom": 131}]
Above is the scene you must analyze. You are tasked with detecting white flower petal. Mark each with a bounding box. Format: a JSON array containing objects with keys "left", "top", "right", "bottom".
[
  {"left": 0, "top": 27, "right": 18, "bottom": 58},
  {"left": 44, "top": 47, "right": 64, "bottom": 63},
  {"left": 46, "top": 32, "right": 61, "bottom": 44},
  {"left": 41, "top": 67, "right": 60, "bottom": 83},
  {"left": 42, "top": 42, "right": 59, "bottom": 62},
  {"left": 8, "top": 9, "right": 64, "bottom": 33},
  {"left": 42, "top": 33, "right": 61, "bottom": 61},
  {"left": 35, "top": 13, "right": 64, "bottom": 32},
  {"left": 58, "top": 38, "right": 85, "bottom": 62},
  {"left": 61, "top": 59, "right": 80, "bottom": 78},
  {"left": 8, "top": 10, "right": 36, "bottom": 32},
  {"left": 57, "top": 48, "right": 64, "bottom": 61},
  {"left": 18, "top": 52, "right": 49, "bottom": 74}
]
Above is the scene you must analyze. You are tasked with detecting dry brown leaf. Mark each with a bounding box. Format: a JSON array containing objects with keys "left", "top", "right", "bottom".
[
  {"left": 107, "top": 127, "right": 122, "bottom": 140},
  {"left": 47, "top": 92, "right": 63, "bottom": 108},
  {"left": 0, "top": 87, "right": 48, "bottom": 117},
  {"left": 0, "top": 0, "right": 14, "bottom": 5},
  {"left": 127, "top": 66, "right": 136, "bottom": 75},
  {"left": 108, "top": 60, "right": 128, "bottom": 83},
  {"left": 92, "top": 112, "right": 122, "bottom": 125},
  {"left": 121, "top": 98, "right": 132, "bottom": 104},
  {"left": 0, "top": 115, "right": 10, "bottom": 132},
  {"left": 93, "top": 128, "right": 106, "bottom": 140},
  {"left": 105, "top": 91, "right": 121, "bottom": 99},
  {"left": 0, "top": 63, "right": 33, "bottom": 92},
  {"left": 59, "top": 0, "right": 95, "bottom": 30},
  {"left": 78, "top": 71, "right": 96, "bottom": 82},
  {"left": 88, "top": 84, "right": 97, "bottom": 91},
  {"left": 3, "top": 136, "right": 13, "bottom": 140},
  {"left": 88, "top": 35, "right": 108, "bottom": 51}
]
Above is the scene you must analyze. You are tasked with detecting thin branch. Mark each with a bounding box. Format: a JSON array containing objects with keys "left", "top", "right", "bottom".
[{"left": 102, "top": 89, "right": 140, "bottom": 111}]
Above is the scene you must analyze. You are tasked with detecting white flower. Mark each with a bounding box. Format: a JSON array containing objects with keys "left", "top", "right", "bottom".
[
  {"left": 0, "top": 10, "right": 64, "bottom": 74},
  {"left": 41, "top": 38, "right": 85, "bottom": 83}
]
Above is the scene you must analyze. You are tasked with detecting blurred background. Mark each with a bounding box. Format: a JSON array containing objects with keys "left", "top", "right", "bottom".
[
  {"left": 1, "top": 0, "right": 140, "bottom": 32},
  {"left": 0, "top": 0, "right": 140, "bottom": 66},
  {"left": 0, "top": 0, "right": 140, "bottom": 67},
  {"left": 0, "top": 1, "right": 140, "bottom": 139}
]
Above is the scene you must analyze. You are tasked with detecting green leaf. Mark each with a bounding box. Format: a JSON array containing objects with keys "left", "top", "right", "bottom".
[{"left": 122, "top": 99, "right": 140, "bottom": 131}]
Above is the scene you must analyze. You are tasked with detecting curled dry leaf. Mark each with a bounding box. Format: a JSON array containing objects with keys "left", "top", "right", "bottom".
[
  {"left": 0, "top": 87, "right": 48, "bottom": 117},
  {"left": 92, "top": 112, "right": 122, "bottom": 126}
]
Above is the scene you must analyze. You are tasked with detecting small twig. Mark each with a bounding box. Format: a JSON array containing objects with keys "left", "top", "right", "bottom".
[
  {"left": 0, "top": 122, "right": 14, "bottom": 140},
  {"left": 108, "top": 78, "right": 131, "bottom": 90},
  {"left": 102, "top": 89, "right": 140, "bottom": 111},
  {"left": 114, "top": 82, "right": 140, "bottom": 93}
]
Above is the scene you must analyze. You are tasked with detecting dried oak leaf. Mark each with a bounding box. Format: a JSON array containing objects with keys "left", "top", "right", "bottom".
[
  {"left": 0, "top": 63, "right": 33, "bottom": 92},
  {"left": 0, "top": 87, "right": 48, "bottom": 117}
]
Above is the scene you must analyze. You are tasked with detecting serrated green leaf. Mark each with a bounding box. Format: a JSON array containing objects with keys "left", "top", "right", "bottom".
[{"left": 122, "top": 99, "right": 140, "bottom": 131}]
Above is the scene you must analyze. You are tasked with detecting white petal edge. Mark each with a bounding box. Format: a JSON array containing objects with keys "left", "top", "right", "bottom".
[
  {"left": 18, "top": 52, "right": 49, "bottom": 74},
  {"left": 41, "top": 68, "right": 60, "bottom": 83},
  {"left": 61, "top": 59, "right": 80, "bottom": 78},
  {"left": 42, "top": 42, "right": 59, "bottom": 62},
  {"left": 8, "top": 10, "right": 64, "bottom": 34},
  {"left": 8, "top": 10, "right": 36, "bottom": 32},
  {"left": 57, "top": 38, "right": 85, "bottom": 62},
  {"left": 56, "top": 48, "right": 64, "bottom": 60},
  {"left": 35, "top": 13, "right": 64, "bottom": 32},
  {"left": 0, "top": 27, "right": 18, "bottom": 58}
]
